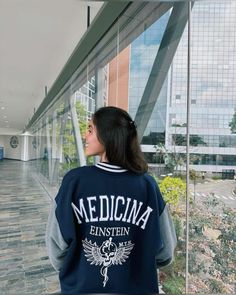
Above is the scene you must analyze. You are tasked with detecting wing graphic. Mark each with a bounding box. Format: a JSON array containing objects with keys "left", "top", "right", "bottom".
[
  {"left": 82, "top": 238, "right": 104, "bottom": 266},
  {"left": 112, "top": 241, "right": 134, "bottom": 265}
]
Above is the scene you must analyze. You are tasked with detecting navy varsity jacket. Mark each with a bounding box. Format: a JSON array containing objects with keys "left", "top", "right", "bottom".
[{"left": 46, "top": 162, "right": 177, "bottom": 294}]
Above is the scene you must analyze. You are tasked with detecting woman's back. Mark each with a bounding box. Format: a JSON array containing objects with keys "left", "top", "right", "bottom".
[
  {"left": 47, "top": 162, "right": 174, "bottom": 294},
  {"left": 46, "top": 106, "right": 176, "bottom": 294}
]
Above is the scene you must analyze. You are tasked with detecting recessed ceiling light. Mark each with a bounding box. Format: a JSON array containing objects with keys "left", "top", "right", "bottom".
[
  {"left": 3, "top": 115, "right": 7, "bottom": 118},
  {"left": 5, "top": 120, "right": 8, "bottom": 123},
  {"left": 1, "top": 106, "right": 5, "bottom": 110}
]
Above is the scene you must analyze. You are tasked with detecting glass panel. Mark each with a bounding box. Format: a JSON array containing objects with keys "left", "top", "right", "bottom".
[
  {"left": 39, "top": 119, "right": 49, "bottom": 179},
  {"left": 29, "top": 2, "right": 236, "bottom": 294},
  {"left": 188, "top": 1, "right": 236, "bottom": 293},
  {"left": 55, "top": 100, "right": 68, "bottom": 184},
  {"left": 61, "top": 112, "right": 76, "bottom": 170}
]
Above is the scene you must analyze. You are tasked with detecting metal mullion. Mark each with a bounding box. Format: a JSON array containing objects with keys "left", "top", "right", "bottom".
[
  {"left": 135, "top": 2, "right": 190, "bottom": 140},
  {"left": 185, "top": 1, "right": 192, "bottom": 293},
  {"left": 46, "top": 117, "right": 52, "bottom": 184}
]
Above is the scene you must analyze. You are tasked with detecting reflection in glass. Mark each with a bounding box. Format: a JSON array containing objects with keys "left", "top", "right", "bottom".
[{"left": 29, "top": 1, "right": 236, "bottom": 294}]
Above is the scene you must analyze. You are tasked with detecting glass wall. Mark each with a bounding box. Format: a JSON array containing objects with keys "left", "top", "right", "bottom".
[{"left": 30, "top": 1, "right": 236, "bottom": 294}]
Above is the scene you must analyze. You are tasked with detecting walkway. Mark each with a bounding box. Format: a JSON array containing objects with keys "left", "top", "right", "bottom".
[
  {"left": 189, "top": 179, "right": 236, "bottom": 209},
  {"left": 0, "top": 160, "right": 59, "bottom": 294}
]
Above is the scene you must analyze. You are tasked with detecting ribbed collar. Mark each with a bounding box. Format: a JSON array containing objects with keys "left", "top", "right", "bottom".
[{"left": 95, "top": 162, "right": 128, "bottom": 173}]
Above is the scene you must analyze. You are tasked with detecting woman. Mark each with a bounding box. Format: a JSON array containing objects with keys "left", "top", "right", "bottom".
[{"left": 46, "top": 106, "right": 177, "bottom": 294}]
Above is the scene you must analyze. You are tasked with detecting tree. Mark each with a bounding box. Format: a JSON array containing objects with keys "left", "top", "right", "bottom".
[
  {"left": 142, "top": 131, "right": 165, "bottom": 145},
  {"left": 173, "top": 134, "right": 186, "bottom": 146},
  {"left": 76, "top": 101, "right": 88, "bottom": 137},
  {"left": 154, "top": 144, "right": 185, "bottom": 173},
  {"left": 190, "top": 135, "right": 206, "bottom": 146},
  {"left": 154, "top": 143, "right": 166, "bottom": 165},
  {"left": 172, "top": 134, "right": 206, "bottom": 147},
  {"left": 61, "top": 101, "right": 90, "bottom": 173},
  {"left": 229, "top": 111, "right": 236, "bottom": 133}
]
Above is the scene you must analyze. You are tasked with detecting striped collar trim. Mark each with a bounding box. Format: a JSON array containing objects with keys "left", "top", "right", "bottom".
[{"left": 95, "top": 162, "right": 128, "bottom": 173}]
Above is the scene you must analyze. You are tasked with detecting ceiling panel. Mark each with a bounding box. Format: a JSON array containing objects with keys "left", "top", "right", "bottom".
[{"left": 0, "top": 0, "right": 103, "bottom": 134}]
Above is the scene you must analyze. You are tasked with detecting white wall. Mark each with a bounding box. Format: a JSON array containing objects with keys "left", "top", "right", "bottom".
[
  {"left": 4, "top": 135, "right": 22, "bottom": 160},
  {"left": 26, "top": 135, "right": 38, "bottom": 161},
  {"left": 0, "top": 134, "right": 38, "bottom": 161}
]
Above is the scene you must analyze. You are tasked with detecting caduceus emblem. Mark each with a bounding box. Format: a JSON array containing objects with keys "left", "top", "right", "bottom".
[{"left": 82, "top": 237, "right": 134, "bottom": 287}]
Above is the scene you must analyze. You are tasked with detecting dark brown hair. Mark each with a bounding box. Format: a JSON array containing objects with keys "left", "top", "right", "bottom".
[{"left": 92, "top": 106, "right": 148, "bottom": 174}]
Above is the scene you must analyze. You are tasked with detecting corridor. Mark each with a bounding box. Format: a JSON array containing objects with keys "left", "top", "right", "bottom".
[{"left": 0, "top": 160, "right": 59, "bottom": 294}]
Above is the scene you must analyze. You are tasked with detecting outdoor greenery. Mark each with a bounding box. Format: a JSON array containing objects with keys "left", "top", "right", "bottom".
[
  {"left": 154, "top": 144, "right": 185, "bottom": 173},
  {"left": 39, "top": 101, "right": 93, "bottom": 181},
  {"left": 39, "top": 102, "right": 236, "bottom": 294},
  {"left": 59, "top": 101, "right": 93, "bottom": 176},
  {"left": 211, "top": 174, "right": 222, "bottom": 180},
  {"left": 189, "top": 169, "right": 199, "bottom": 202},
  {"left": 157, "top": 175, "right": 236, "bottom": 294},
  {"left": 158, "top": 175, "right": 186, "bottom": 294},
  {"left": 159, "top": 176, "right": 186, "bottom": 207},
  {"left": 229, "top": 111, "right": 236, "bottom": 133},
  {"left": 171, "top": 134, "right": 206, "bottom": 147},
  {"left": 62, "top": 101, "right": 87, "bottom": 165},
  {"left": 187, "top": 198, "right": 236, "bottom": 293}
]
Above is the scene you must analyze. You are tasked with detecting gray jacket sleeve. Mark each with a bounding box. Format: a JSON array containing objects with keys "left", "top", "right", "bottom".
[
  {"left": 156, "top": 205, "right": 177, "bottom": 268},
  {"left": 45, "top": 200, "right": 69, "bottom": 271}
]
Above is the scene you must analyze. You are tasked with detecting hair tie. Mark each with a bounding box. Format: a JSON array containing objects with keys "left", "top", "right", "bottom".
[{"left": 129, "top": 120, "right": 137, "bottom": 129}]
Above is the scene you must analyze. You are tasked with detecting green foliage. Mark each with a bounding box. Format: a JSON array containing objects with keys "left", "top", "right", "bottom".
[
  {"left": 62, "top": 101, "right": 91, "bottom": 171},
  {"left": 211, "top": 175, "right": 222, "bottom": 180},
  {"left": 173, "top": 173, "right": 186, "bottom": 181},
  {"left": 154, "top": 143, "right": 166, "bottom": 165},
  {"left": 76, "top": 101, "right": 88, "bottom": 137},
  {"left": 162, "top": 276, "right": 185, "bottom": 295},
  {"left": 142, "top": 131, "right": 165, "bottom": 146},
  {"left": 189, "top": 169, "right": 198, "bottom": 182},
  {"left": 172, "top": 215, "right": 184, "bottom": 241},
  {"left": 154, "top": 144, "right": 186, "bottom": 172},
  {"left": 159, "top": 176, "right": 186, "bottom": 206},
  {"left": 213, "top": 207, "right": 236, "bottom": 277},
  {"left": 172, "top": 254, "right": 186, "bottom": 275},
  {"left": 208, "top": 279, "right": 226, "bottom": 293},
  {"left": 86, "top": 156, "right": 94, "bottom": 166},
  {"left": 159, "top": 180, "right": 236, "bottom": 294},
  {"left": 229, "top": 111, "right": 236, "bottom": 133},
  {"left": 187, "top": 199, "right": 236, "bottom": 292},
  {"left": 172, "top": 134, "right": 206, "bottom": 147},
  {"left": 173, "top": 134, "right": 186, "bottom": 146},
  {"left": 62, "top": 122, "right": 77, "bottom": 164},
  {"left": 190, "top": 134, "right": 206, "bottom": 146}
]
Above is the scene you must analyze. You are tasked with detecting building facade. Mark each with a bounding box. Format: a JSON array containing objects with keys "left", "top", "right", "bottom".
[{"left": 129, "top": 1, "right": 236, "bottom": 173}]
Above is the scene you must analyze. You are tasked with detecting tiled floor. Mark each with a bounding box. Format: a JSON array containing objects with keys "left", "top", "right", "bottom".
[{"left": 0, "top": 160, "right": 60, "bottom": 294}]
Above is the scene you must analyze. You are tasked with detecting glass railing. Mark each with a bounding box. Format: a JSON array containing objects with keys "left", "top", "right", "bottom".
[{"left": 29, "top": 1, "right": 236, "bottom": 293}]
